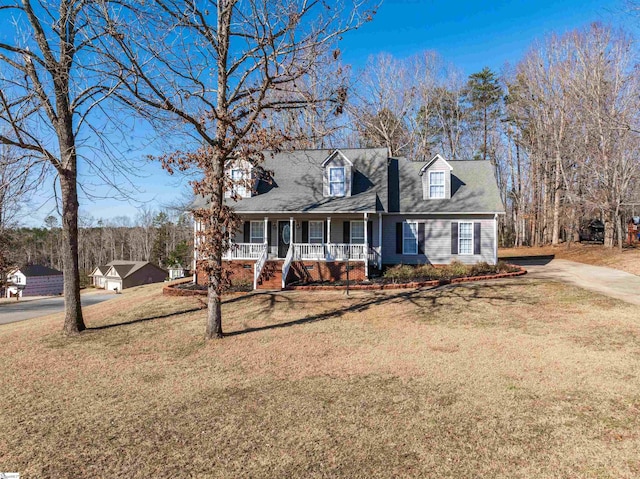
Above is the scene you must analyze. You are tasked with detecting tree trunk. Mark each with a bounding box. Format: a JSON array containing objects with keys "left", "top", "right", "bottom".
[
  {"left": 551, "top": 152, "right": 562, "bottom": 245},
  {"left": 60, "top": 169, "right": 85, "bottom": 334}
]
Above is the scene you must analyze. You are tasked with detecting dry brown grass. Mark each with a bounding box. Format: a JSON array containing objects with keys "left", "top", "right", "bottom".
[
  {"left": 500, "top": 243, "right": 640, "bottom": 276},
  {"left": 2, "top": 279, "right": 640, "bottom": 478}
]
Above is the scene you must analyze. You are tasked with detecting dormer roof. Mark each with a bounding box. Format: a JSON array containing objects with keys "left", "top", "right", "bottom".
[
  {"left": 321, "top": 149, "right": 354, "bottom": 168},
  {"left": 419, "top": 154, "right": 453, "bottom": 175}
]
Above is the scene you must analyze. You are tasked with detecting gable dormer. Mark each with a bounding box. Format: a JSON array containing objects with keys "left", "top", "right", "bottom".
[
  {"left": 225, "top": 159, "right": 255, "bottom": 199},
  {"left": 419, "top": 154, "right": 453, "bottom": 200},
  {"left": 322, "top": 149, "right": 353, "bottom": 197}
]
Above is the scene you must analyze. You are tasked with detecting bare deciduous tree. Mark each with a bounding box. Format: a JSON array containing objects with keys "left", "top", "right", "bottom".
[{"left": 100, "top": 0, "right": 375, "bottom": 338}]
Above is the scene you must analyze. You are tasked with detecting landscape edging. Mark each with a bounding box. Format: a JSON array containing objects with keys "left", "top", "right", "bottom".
[{"left": 163, "top": 265, "right": 527, "bottom": 295}]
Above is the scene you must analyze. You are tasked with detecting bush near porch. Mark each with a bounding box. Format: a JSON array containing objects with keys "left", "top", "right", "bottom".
[{"left": 383, "top": 261, "right": 521, "bottom": 283}]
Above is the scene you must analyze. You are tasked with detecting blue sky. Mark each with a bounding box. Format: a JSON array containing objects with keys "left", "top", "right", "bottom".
[{"left": 21, "top": 0, "right": 630, "bottom": 227}]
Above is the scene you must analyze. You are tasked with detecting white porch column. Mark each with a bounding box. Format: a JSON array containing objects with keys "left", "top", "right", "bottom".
[
  {"left": 264, "top": 216, "right": 269, "bottom": 249},
  {"left": 494, "top": 213, "right": 498, "bottom": 265},
  {"left": 327, "top": 217, "right": 331, "bottom": 244},
  {"left": 364, "top": 212, "right": 369, "bottom": 278},
  {"left": 289, "top": 216, "right": 294, "bottom": 249},
  {"left": 192, "top": 219, "right": 198, "bottom": 282},
  {"left": 378, "top": 213, "right": 383, "bottom": 269}
]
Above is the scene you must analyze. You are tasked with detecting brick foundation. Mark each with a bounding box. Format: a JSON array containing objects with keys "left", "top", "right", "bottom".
[
  {"left": 196, "top": 260, "right": 254, "bottom": 285},
  {"left": 287, "top": 260, "right": 366, "bottom": 284}
]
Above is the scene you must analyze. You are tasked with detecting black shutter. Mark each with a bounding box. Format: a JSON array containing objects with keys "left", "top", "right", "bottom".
[
  {"left": 451, "top": 222, "right": 458, "bottom": 255},
  {"left": 324, "top": 221, "right": 328, "bottom": 243},
  {"left": 343, "top": 221, "right": 351, "bottom": 243},
  {"left": 367, "top": 221, "right": 373, "bottom": 247},
  {"left": 418, "top": 223, "right": 425, "bottom": 254},
  {"left": 243, "top": 221, "right": 250, "bottom": 242},
  {"left": 396, "top": 222, "right": 403, "bottom": 254},
  {"left": 302, "top": 221, "right": 309, "bottom": 243},
  {"left": 267, "top": 221, "right": 272, "bottom": 246},
  {"left": 474, "top": 222, "right": 481, "bottom": 255}
]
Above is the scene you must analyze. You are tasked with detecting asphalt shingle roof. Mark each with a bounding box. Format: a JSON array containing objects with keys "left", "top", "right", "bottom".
[
  {"left": 19, "top": 264, "right": 63, "bottom": 277},
  {"left": 192, "top": 148, "right": 504, "bottom": 215}
]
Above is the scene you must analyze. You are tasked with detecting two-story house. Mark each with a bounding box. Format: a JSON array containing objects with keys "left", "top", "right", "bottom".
[{"left": 192, "top": 148, "right": 504, "bottom": 289}]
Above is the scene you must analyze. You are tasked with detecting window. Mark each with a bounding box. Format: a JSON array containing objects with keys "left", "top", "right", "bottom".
[
  {"left": 459, "top": 222, "right": 473, "bottom": 255},
  {"left": 429, "top": 171, "right": 445, "bottom": 198},
  {"left": 329, "top": 167, "right": 345, "bottom": 196},
  {"left": 309, "top": 221, "right": 324, "bottom": 244},
  {"left": 250, "top": 221, "right": 264, "bottom": 244},
  {"left": 231, "top": 168, "right": 247, "bottom": 197},
  {"left": 403, "top": 221, "right": 418, "bottom": 255},
  {"left": 350, "top": 221, "right": 365, "bottom": 244}
]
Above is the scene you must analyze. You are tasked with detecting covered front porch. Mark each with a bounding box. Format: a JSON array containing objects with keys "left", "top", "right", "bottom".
[{"left": 202, "top": 213, "right": 381, "bottom": 289}]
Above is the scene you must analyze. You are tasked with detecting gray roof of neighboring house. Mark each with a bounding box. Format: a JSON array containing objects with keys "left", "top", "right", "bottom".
[
  {"left": 19, "top": 264, "right": 63, "bottom": 277},
  {"left": 192, "top": 148, "right": 504, "bottom": 215},
  {"left": 103, "top": 261, "right": 166, "bottom": 278},
  {"left": 390, "top": 158, "right": 505, "bottom": 214}
]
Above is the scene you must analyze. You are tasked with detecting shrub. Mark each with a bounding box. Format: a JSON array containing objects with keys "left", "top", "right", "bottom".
[
  {"left": 468, "top": 262, "right": 496, "bottom": 277},
  {"left": 383, "top": 264, "right": 416, "bottom": 282},
  {"left": 496, "top": 261, "right": 521, "bottom": 273}
]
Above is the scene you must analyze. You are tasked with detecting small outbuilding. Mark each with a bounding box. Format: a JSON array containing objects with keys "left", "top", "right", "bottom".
[
  {"left": 90, "top": 261, "right": 167, "bottom": 291},
  {"left": 6, "top": 265, "right": 64, "bottom": 298},
  {"left": 167, "top": 264, "right": 188, "bottom": 281}
]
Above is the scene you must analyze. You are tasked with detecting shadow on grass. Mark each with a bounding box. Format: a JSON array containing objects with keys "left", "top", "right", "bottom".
[
  {"left": 226, "top": 281, "right": 535, "bottom": 337},
  {"left": 86, "top": 291, "right": 289, "bottom": 332}
]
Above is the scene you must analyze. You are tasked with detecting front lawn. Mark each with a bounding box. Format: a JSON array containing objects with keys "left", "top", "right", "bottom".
[{"left": 1, "top": 279, "right": 639, "bottom": 478}]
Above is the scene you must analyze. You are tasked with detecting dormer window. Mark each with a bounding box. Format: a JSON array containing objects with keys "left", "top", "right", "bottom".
[
  {"left": 230, "top": 168, "right": 247, "bottom": 197},
  {"left": 329, "top": 167, "right": 345, "bottom": 197},
  {"left": 429, "top": 171, "right": 445, "bottom": 198},
  {"left": 420, "top": 154, "right": 453, "bottom": 200}
]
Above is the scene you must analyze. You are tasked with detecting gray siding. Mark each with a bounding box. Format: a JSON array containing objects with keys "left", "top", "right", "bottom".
[
  {"left": 382, "top": 214, "right": 496, "bottom": 265},
  {"left": 421, "top": 156, "right": 451, "bottom": 200}
]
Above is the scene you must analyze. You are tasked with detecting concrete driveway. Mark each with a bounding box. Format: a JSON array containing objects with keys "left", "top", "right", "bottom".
[
  {"left": 0, "top": 292, "right": 116, "bottom": 325},
  {"left": 508, "top": 257, "right": 640, "bottom": 306}
]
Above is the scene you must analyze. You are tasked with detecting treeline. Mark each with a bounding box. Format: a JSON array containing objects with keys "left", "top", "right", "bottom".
[
  {"left": 3, "top": 210, "right": 192, "bottom": 284},
  {"left": 333, "top": 23, "right": 639, "bottom": 248}
]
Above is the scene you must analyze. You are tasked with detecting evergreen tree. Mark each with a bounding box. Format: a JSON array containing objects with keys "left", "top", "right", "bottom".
[{"left": 465, "top": 67, "right": 503, "bottom": 162}]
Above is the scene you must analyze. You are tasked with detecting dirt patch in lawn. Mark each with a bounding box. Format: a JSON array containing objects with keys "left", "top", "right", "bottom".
[
  {"left": 500, "top": 243, "right": 640, "bottom": 275},
  {"left": 2, "top": 279, "right": 640, "bottom": 478}
]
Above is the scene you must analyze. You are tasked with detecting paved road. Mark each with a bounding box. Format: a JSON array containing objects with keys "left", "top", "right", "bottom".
[
  {"left": 509, "top": 257, "right": 640, "bottom": 306},
  {"left": 0, "top": 293, "right": 116, "bottom": 325}
]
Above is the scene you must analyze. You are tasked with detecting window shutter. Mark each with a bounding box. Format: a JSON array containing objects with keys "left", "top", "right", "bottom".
[
  {"left": 418, "top": 223, "right": 425, "bottom": 254},
  {"left": 343, "top": 221, "right": 350, "bottom": 243},
  {"left": 451, "top": 222, "right": 458, "bottom": 255},
  {"left": 474, "top": 222, "right": 481, "bottom": 255},
  {"left": 243, "top": 222, "right": 250, "bottom": 243},
  {"left": 267, "top": 221, "right": 272, "bottom": 246},
  {"left": 396, "top": 223, "right": 403, "bottom": 254},
  {"left": 367, "top": 221, "right": 373, "bottom": 247},
  {"left": 302, "top": 221, "right": 309, "bottom": 243},
  {"left": 324, "top": 221, "right": 328, "bottom": 243}
]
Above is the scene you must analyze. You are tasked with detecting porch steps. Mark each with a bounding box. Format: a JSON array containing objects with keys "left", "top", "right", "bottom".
[{"left": 257, "top": 260, "right": 283, "bottom": 289}]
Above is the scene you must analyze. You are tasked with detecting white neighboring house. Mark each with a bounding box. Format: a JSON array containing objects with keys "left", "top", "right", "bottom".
[
  {"left": 89, "top": 261, "right": 167, "bottom": 291},
  {"left": 6, "top": 265, "right": 64, "bottom": 298}
]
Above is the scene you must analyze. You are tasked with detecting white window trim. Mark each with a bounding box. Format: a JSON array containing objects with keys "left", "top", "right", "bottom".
[
  {"left": 250, "top": 221, "right": 265, "bottom": 244},
  {"left": 458, "top": 222, "right": 474, "bottom": 255},
  {"left": 350, "top": 220, "right": 365, "bottom": 244},
  {"left": 429, "top": 170, "right": 445, "bottom": 199},
  {"left": 403, "top": 221, "right": 418, "bottom": 255},
  {"left": 309, "top": 220, "right": 324, "bottom": 244},
  {"left": 329, "top": 166, "right": 346, "bottom": 197},
  {"left": 231, "top": 168, "right": 248, "bottom": 197}
]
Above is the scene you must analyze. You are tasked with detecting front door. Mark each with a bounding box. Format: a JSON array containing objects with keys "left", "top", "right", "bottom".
[{"left": 278, "top": 221, "right": 291, "bottom": 258}]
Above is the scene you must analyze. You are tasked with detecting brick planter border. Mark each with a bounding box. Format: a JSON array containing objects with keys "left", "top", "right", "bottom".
[
  {"left": 286, "top": 265, "right": 527, "bottom": 291},
  {"left": 163, "top": 265, "right": 527, "bottom": 295}
]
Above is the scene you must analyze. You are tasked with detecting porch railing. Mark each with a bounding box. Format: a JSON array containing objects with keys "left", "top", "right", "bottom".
[
  {"left": 281, "top": 243, "right": 295, "bottom": 289},
  {"left": 253, "top": 246, "right": 268, "bottom": 290},
  {"left": 226, "top": 242, "right": 266, "bottom": 260},
  {"left": 292, "top": 243, "right": 370, "bottom": 262}
]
